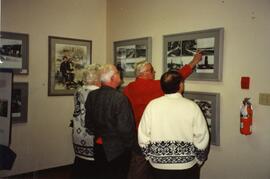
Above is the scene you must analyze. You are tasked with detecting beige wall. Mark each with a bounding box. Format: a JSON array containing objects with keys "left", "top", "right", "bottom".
[
  {"left": 1, "top": 0, "right": 270, "bottom": 178},
  {"left": 0, "top": 0, "right": 107, "bottom": 177},
  {"left": 107, "top": 0, "right": 270, "bottom": 179}
]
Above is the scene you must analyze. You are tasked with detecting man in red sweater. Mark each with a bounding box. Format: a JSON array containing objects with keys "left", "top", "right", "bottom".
[{"left": 123, "top": 52, "right": 202, "bottom": 179}]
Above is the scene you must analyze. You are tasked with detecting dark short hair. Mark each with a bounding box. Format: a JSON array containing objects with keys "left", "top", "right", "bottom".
[{"left": 160, "top": 70, "right": 183, "bottom": 94}]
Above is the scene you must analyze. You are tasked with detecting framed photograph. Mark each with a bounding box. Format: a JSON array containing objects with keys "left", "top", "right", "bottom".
[
  {"left": 0, "top": 70, "right": 13, "bottom": 146},
  {"left": 114, "top": 37, "right": 152, "bottom": 78},
  {"left": 48, "top": 36, "right": 92, "bottom": 96},
  {"left": 0, "top": 31, "right": 29, "bottom": 74},
  {"left": 184, "top": 91, "right": 220, "bottom": 146},
  {"left": 12, "top": 82, "right": 28, "bottom": 123},
  {"left": 163, "top": 28, "right": 224, "bottom": 81}
]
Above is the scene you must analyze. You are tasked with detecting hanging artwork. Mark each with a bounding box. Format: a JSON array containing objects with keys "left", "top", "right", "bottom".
[
  {"left": 48, "top": 36, "right": 92, "bottom": 96},
  {"left": 0, "top": 32, "right": 29, "bottom": 74},
  {"left": 114, "top": 37, "right": 152, "bottom": 78},
  {"left": 12, "top": 82, "right": 28, "bottom": 123},
  {"left": 163, "top": 28, "right": 224, "bottom": 81},
  {"left": 184, "top": 91, "right": 220, "bottom": 146}
]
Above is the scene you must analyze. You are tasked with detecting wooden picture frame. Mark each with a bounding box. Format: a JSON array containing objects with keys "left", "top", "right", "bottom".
[
  {"left": 184, "top": 91, "right": 220, "bottom": 146},
  {"left": 48, "top": 36, "right": 92, "bottom": 96},
  {"left": 163, "top": 28, "right": 224, "bottom": 81},
  {"left": 12, "top": 82, "right": 28, "bottom": 123},
  {"left": 114, "top": 37, "right": 152, "bottom": 78},
  {"left": 0, "top": 31, "right": 29, "bottom": 75}
]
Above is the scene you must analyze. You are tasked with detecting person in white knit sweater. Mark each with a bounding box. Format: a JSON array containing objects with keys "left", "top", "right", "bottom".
[{"left": 138, "top": 70, "right": 209, "bottom": 179}]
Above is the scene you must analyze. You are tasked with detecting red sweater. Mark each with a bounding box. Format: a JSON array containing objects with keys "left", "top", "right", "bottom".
[{"left": 123, "top": 65, "right": 192, "bottom": 129}]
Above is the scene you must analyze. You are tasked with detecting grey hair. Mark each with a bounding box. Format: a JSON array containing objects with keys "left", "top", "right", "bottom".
[
  {"left": 82, "top": 64, "right": 101, "bottom": 85},
  {"left": 134, "top": 60, "right": 151, "bottom": 77},
  {"left": 100, "top": 64, "right": 116, "bottom": 83}
]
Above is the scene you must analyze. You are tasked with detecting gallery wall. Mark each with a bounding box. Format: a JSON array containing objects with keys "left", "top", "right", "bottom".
[
  {"left": 0, "top": 0, "right": 107, "bottom": 177},
  {"left": 1, "top": 0, "right": 270, "bottom": 178},
  {"left": 107, "top": 0, "right": 270, "bottom": 179}
]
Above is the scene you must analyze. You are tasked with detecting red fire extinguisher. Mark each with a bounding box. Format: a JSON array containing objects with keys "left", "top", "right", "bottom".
[{"left": 240, "top": 98, "right": 253, "bottom": 135}]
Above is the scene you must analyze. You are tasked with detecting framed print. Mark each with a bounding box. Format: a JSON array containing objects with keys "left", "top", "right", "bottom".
[
  {"left": 114, "top": 37, "right": 152, "bottom": 78},
  {"left": 48, "top": 36, "right": 92, "bottom": 96},
  {"left": 163, "top": 28, "right": 224, "bottom": 81},
  {"left": 0, "top": 31, "right": 29, "bottom": 74},
  {"left": 12, "top": 82, "right": 28, "bottom": 123},
  {"left": 0, "top": 70, "right": 13, "bottom": 146},
  {"left": 184, "top": 91, "right": 220, "bottom": 146}
]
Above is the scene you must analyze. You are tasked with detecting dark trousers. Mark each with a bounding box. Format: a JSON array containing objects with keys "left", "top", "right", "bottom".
[
  {"left": 94, "top": 144, "right": 131, "bottom": 179},
  {"left": 128, "top": 152, "right": 153, "bottom": 179},
  {"left": 151, "top": 164, "right": 200, "bottom": 179},
  {"left": 71, "top": 156, "right": 96, "bottom": 179}
]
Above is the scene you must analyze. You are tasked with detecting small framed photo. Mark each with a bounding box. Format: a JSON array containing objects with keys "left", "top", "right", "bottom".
[
  {"left": 163, "top": 28, "right": 224, "bottom": 81},
  {"left": 48, "top": 36, "right": 92, "bottom": 96},
  {"left": 12, "top": 82, "right": 28, "bottom": 123},
  {"left": 184, "top": 91, "right": 220, "bottom": 146},
  {"left": 114, "top": 37, "right": 152, "bottom": 78},
  {"left": 0, "top": 31, "right": 29, "bottom": 74}
]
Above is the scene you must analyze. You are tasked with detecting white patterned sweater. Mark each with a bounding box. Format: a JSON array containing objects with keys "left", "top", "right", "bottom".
[
  {"left": 72, "top": 85, "right": 99, "bottom": 160},
  {"left": 138, "top": 93, "right": 209, "bottom": 170}
]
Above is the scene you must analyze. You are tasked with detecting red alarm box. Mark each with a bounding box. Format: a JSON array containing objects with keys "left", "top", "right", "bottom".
[{"left": 241, "top": 77, "right": 250, "bottom": 89}]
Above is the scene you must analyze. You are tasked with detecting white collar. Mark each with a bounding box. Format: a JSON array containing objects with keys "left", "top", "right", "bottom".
[
  {"left": 164, "top": 92, "right": 183, "bottom": 98},
  {"left": 83, "top": 85, "right": 99, "bottom": 91}
]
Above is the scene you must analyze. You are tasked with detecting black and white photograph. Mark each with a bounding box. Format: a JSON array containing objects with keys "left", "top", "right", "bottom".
[
  {"left": 163, "top": 28, "right": 223, "bottom": 81},
  {"left": 193, "top": 99, "right": 213, "bottom": 131},
  {"left": 116, "top": 45, "right": 146, "bottom": 74},
  {"left": 184, "top": 91, "right": 220, "bottom": 146},
  {"left": 182, "top": 40, "right": 197, "bottom": 56},
  {"left": 167, "top": 41, "right": 182, "bottom": 57},
  {"left": 0, "top": 99, "right": 8, "bottom": 118},
  {"left": 48, "top": 36, "right": 92, "bottom": 96},
  {"left": 114, "top": 37, "right": 152, "bottom": 78},
  {"left": 11, "top": 82, "right": 28, "bottom": 123},
  {"left": 0, "top": 32, "right": 29, "bottom": 74},
  {"left": 0, "top": 39, "right": 22, "bottom": 68}
]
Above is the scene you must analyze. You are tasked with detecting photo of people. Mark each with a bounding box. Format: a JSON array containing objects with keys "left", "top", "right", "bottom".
[
  {"left": 0, "top": 38, "right": 23, "bottom": 69},
  {"left": 53, "top": 44, "right": 88, "bottom": 90}
]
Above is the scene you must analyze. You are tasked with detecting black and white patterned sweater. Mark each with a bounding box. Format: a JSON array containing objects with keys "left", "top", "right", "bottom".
[
  {"left": 138, "top": 93, "right": 209, "bottom": 170},
  {"left": 72, "top": 85, "right": 99, "bottom": 160}
]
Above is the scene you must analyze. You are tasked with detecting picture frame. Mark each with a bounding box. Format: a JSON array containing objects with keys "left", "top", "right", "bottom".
[
  {"left": 0, "top": 70, "right": 13, "bottom": 146},
  {"left": 48, "top": 36, "right": 92, "bottom": 96},
  {"left": 183, "top": 91, "right": 220, "bottom": 146},
  {"left": 163, "top": 28, "right": 224, "bottom": 81},
  {"left": 0, "top": 31, "right": 29, "bottom": 75},
  {"left": 114, "top": 37, "right": 152, "bottom": 78},
  {"left": 12, "top": 82, "right": 28, "bottom": 123}
]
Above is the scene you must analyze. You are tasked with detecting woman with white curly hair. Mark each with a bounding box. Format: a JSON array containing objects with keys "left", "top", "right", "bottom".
[{"left": 70, "top": 64, "right": 101, "bottom": 178}]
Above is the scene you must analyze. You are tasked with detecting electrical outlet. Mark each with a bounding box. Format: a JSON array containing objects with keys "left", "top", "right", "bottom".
[{"left": 259, "top": 93, "right": 270, "bottom": 106}]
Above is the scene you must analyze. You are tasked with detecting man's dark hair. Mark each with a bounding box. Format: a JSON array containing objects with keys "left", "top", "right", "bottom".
[{"left": 160, "top": 70, "right": 183, "bottom": 94}]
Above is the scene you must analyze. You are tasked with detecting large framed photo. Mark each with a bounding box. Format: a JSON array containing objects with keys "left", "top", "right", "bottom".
[
  {"left": 163, "top": 28, "right": 224, "bottom": 81},
  {"left": 0, "top": 31, "right": 29, "bottom": 75},
  {"left": 48, "top": 36, "right": 92, "bottom": 96},
  {"left": 184, "top": 91, "right": 220, "bottom": 146},
  {"left": 114, "top": 37, "right": 152, "bottom": 78},
  {"left": 0, "top": 70, "right": 13, "bottom": 146},
  {"left": 12, "top": 82, "right": 28, "bottom": 123}
]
